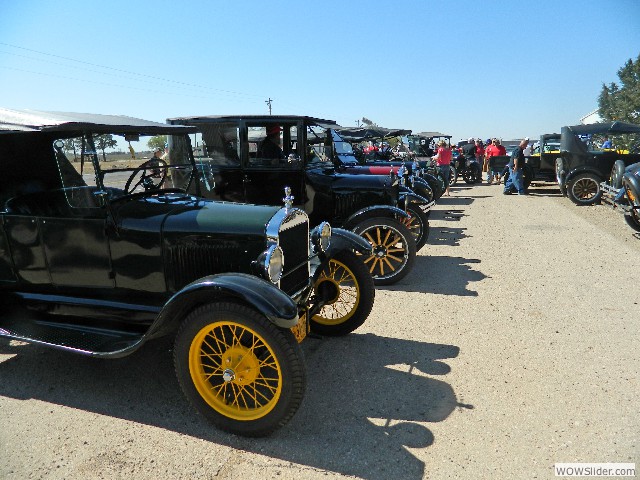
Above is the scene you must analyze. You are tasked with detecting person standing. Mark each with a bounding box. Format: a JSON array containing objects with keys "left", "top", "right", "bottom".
[
  {"left": 461, "top": 137, "right": 476, "bottom": 171},
  {"left": 484, "top": 138, "right": 499, "bottom": 184},
  {"left": 434, "top": 139, "right": 452, "bottom": 196},
  {"left": 503, "top": 138, "right": 529, "bottom": 195},
  {"left": 475, "top": 138, "right": 486, "bottom": 181}
]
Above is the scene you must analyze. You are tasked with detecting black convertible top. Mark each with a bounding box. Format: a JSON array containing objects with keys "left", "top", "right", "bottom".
[
  {"left": 334, "top": 126, "right": 412, "bottom": 142},
  {"left": 563, "top": 121, "right": 640, "bottom": 135},
  {"left": 0, "top": 108, "right": 196, "bottom": 134}
]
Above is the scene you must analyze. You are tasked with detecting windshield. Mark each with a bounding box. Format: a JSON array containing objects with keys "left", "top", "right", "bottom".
[{"left": 52, "top": 132, "right": 194, "bottom": 207}]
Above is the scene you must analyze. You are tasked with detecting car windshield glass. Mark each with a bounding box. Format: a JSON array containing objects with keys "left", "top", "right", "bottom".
[
  {"left": 330, "top": 130, "right": 355, "bottom": 155},
  {"left": 307, "top": 125, "right": 332, "bottom": 165},
  {"left": 52, "top": 132, "right": 194, "bottom": 207}
]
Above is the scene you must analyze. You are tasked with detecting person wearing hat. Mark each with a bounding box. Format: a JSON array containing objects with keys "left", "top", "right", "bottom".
[{"left": 258, "top": 125, "right": 283, "bottom": 164}]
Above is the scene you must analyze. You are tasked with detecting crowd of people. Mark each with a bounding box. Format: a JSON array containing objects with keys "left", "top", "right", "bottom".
[{"left": 433, "top": 137, "right": 531, "bottom": 195}]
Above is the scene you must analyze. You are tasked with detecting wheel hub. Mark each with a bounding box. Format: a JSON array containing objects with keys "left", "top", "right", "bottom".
[
  {"left": 374, "top": 245, "right": 387, "bottom": 257},
  {"left": 220, "top": 345, "right": 259, "bottom": 386}
]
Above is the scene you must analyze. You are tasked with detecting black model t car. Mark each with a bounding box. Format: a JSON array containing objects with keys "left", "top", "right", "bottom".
[
  {"left": 600, "top": 160, "right": 640, "bottom": 232},
  {"left": 555, "top": 122, "right": 640, "bottom": 205},
  {"left": 0, "top": 108, "right": 376, "bottom": 437},
  {"left": 167, "top": 115, "right": 424, "bottom": 285}
]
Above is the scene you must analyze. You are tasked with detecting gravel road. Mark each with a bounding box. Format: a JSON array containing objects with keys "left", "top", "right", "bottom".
[{"left": 1, "top": 181, "right": 638, "bottom": 480}]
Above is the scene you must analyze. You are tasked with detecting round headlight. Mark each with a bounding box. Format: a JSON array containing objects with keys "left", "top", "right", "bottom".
[
  {"left": 264, "top": 244, "right": 284, "bottom": 284},
  {"left": 319, "top": 222, "right": 331, "bottom": 253},
  {"left": 311, "top": 221, "right": 331, "bottom": 253}
]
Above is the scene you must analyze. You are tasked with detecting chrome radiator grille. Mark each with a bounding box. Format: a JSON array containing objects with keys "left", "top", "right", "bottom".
[{"left": 277, "top": 211, "right": 310, "bottom": 295}]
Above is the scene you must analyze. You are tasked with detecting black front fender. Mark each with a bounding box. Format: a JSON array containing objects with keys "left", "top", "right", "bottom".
[
  {"left": 150, "top": 273, "right": 299, "bottom": 337},
  {"left": 326, "top": 227, "right": 372, "bottom": 256},
  {"left": 342, "top": 205, "right": 409, "bottom": 230}
]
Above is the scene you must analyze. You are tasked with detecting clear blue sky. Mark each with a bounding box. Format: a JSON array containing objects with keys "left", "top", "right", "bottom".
[{"left": 1, "top": 0, "right": 638, "bottom": 143}]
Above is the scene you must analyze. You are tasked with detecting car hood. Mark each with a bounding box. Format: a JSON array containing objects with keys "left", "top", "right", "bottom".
[{"left": 116, "top": 193, "right": 281, "bottom": 238}]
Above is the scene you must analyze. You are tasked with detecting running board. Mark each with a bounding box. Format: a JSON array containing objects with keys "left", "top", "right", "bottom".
[{"left": 0, "top": 317, "right": 146, "bottom": 358}]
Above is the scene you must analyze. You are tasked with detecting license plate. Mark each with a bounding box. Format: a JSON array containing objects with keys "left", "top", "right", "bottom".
[{"left": 290, "top": 313, "right": 307, "bottom": 343}]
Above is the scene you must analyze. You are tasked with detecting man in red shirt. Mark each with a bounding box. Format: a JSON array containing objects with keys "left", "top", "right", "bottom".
[{"left": 485, "top": 138, "right": 507, "bottom": 184}]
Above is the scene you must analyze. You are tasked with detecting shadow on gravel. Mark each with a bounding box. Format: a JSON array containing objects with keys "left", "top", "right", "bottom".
[
  {"left": 427, "top": 225, "right": 469, "bottom": 246},
  {"left": 434, "top": 196, "right": 475, "bottom": 206},
  {"left": 0, "top": 334, "right": 469, "bottom": 480},
  {"left": 392, "top": 256, "right": 485, "bottom": 296}
]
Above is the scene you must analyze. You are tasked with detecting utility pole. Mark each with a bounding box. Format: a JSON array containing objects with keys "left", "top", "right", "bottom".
[
  {"left": 355, "top": 119, "right": 361, "bottom": 126},
  {"left": 265, "top": 98, "right": 273, "bottom": 115}
]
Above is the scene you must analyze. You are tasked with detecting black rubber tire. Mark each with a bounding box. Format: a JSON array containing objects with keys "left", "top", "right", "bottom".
[
  {"left": 403, "top": 203, "right": 430, "bottom": 250},
  {"left": 463, "top": 163, "right": 481, "bottom": 184},
  {"left": 624, "top": 210, "right": 640, "bottom": 232},
  {"left": 353, "top": 217, "right": 416, "bottom": 286},
  {"left": 449, "top": 165, "right": 458, "bottom": 186},
  {"left": 173, "top": 302, "right": 306, "bottom": 437},
  {"left": 611, "top": 160, "right": 626, "bottom": 189},
  {"left": 567, "top": 173, "right": 602, "bottom": 205},
  {"left": 310, "top": 250, "right": 375, "bottom": 336}
]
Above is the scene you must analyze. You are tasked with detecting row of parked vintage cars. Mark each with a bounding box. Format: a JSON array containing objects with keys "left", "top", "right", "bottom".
[
  {"left": 510, "top": 121, "right": 640, "bottom": 232},
  {"left": 0, "top": 108, "right": 451, "bottom": 437}
]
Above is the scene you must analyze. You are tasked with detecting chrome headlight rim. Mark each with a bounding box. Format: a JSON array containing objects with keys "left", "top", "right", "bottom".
[
  {"left": 311, "top": 221, "right": 332, "bottom": 254},
  {"left": 262, "top": 244, "right": 284, "bottom": 284}
]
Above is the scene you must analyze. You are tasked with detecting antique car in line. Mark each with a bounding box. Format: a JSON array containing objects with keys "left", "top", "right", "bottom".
[
  {"left": 600, "top": 160, "right": 640, "bottom": 232},
  {"left": 167, "top": 115, "right": 426, "bottom": 284},
  {"left": 336, "top": 127, "right": 448, "bottom": 201},
  {"left": 555, "top": 122, "right": 640, "bottom": 205},
  {"left": 0, "top": 108, "right": 376, "bottom": 437}
]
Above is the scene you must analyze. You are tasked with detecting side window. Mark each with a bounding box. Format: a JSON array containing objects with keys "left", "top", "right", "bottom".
[
  {"left": 194, "top": 123, "right": 240, "bottom": 167},
  {"left": 247, "top": 124, "right": 298, "bottom": 168}
]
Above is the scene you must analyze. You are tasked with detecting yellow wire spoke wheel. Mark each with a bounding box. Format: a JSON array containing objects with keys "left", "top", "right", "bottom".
[
  {"left": 354, "top": 217, "right": 416, "bottom": 286},
  {"left": 309, "top": 250, "right": 375, "bottom": 336},
  {"left": 313, "top": 258, "right": 360, "bottom": 326},
  {"left": 174, "top": 302, "right": 306, "bottom": 437},
  {"left": 189, "top": 320, "right": 282, "bottom": 421}
]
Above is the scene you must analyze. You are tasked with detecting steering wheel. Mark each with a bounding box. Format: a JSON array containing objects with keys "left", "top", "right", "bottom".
[{"left": 124, "top": 159, "right": 168, "bottom": 194}]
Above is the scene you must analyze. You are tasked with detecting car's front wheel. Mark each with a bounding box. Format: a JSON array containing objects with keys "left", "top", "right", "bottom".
[
  {"left": 174, "top": 302, "right": 306, "bottom": 437},
  {"left": 311, "top": 250, "right": 375, "bottom": 336},
  {"left": 353, "top": 217, "right": 416, "bottom": 285},
  {"left": 624, "top": 210, "right": 640, "bottom": 232},
  {"left": 567, "top": 173, "right": 602, "bottom": 205}
]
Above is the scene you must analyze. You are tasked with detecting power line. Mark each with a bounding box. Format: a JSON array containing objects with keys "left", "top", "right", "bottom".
[{"left": 0, "top": 42, "right": 264, "bottom": 100}]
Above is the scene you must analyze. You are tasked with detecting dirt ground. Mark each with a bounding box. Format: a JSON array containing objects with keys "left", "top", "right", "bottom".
[{"left": 1, "top": 181, "right": 638, "bottom": 479}]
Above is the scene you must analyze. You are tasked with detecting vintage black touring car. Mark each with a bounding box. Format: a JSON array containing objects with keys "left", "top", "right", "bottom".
[
  {"left": 555, "top": 122, "right": 640, "bottom": 205},
  {"left": 0, "top": 108, "right": 376, "bottom": 437},
  {"left": 168, "top": 115, "right": 426, "bottom": 285}
]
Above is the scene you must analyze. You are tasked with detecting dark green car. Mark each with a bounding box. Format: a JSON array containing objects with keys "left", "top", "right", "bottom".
[{"left": 0, "top": 108, "right": 375, "bottom": 437}]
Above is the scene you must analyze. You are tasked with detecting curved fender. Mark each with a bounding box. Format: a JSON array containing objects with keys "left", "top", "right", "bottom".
[
  {"left": 150, "top": 273, "right": 299, "bottom": 337},
  {"left": 565, "top": 166, "right": 605, "bottom": 184},
  {"left": 623, "top": 173, "right": 640, "bottom": 205},
  {"left": 342, "top": 205, "right": 409, "bottom": 230},
  {"left": 326, "top": 227, "right": 373, "bottom": 256},
  {"left": 399, "top": 190, "right": 431, "bottom": 207}
]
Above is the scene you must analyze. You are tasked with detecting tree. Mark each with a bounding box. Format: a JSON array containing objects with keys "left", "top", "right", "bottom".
[
  {"left": 598, "top": 54, "right": 640, "bottom": 125},
  {"left": 93, "top": 134, "right": 118, "bottom": 161},
  {"left": 148, "top": 135, "right": 167, "bottom": 151},
  {"left": 63, "top": 138, "right": 79, "bottom": 160}
]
